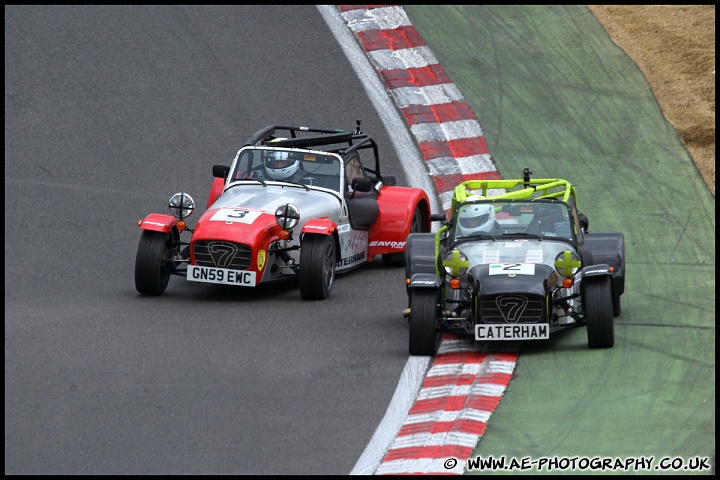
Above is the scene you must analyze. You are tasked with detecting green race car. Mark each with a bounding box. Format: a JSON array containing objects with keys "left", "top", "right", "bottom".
[{"left": 404, "top": 169, "right": 626, "bottom": 356}]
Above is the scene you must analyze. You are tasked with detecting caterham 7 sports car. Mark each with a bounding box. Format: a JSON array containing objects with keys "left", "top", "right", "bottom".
[
  {"left": 135, "top": 121, "right": 432, "bottom": 300},
  {"left": 404, "top": 169, "right": 625, "bottom": 355}
]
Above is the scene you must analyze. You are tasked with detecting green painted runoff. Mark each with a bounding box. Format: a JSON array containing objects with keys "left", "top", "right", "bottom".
[{"left": 405, "top": 5, "right": 715, "bottom": 475}]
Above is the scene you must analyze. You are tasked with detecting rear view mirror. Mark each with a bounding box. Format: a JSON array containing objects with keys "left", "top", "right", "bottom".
[
  {"left": 351, "top": 177, "right": 373, "bottom": 193},
  {"left": 578, "top": 212, "right": 589, "bottom": 233},
  {"left": 213, "top": 164, "right": 230, "bottom": 179}
]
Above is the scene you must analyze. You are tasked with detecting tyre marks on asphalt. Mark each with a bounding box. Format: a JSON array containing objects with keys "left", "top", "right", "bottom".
[{"left": 337, "top": 5, "right": 519, "bottom": 474}]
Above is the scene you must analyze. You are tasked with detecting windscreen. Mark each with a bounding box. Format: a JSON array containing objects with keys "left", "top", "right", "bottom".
[
  {"left": 230, "top": 148, "right": 342, "bottom": 192},
  {"left": 454, "top": 201, "right": 572, "bottom": 241}
]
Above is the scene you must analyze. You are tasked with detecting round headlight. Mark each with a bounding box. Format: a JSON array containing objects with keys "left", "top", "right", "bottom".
[
  {"left": 442, "top": 249, "right": 469, "bottom": 277},
  {"left": 554, "top": 250, "right": 581, "bottom": 278},
  {"left": 168, "top": 192, "right": 195, "bottom": 219},
  {"left": 275, "top": 203, "right": 300, "bottom": 230}
]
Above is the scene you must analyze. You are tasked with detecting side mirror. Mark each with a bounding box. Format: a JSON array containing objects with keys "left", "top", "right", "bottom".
[
  {"left": 381, "top": 175, "right": 397, "bottom": 186},
  {"left": 213, "top": 164, "right": 230, "bottom": 179},
  {"left": 578, "top": 212, "right": 589, "bottom": 233},
  {"left": 351, "top": 177, "right": 373, "bottom": 193}
]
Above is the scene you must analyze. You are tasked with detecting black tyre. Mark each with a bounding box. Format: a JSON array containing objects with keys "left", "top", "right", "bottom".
[
  {"left": 584, "top": 276, "right": 615, "bottom": 348},
  {"left": 612, "top": 291, "right": 622, "bottom": 317},
  {"left": 409, "top": 288, "right": 440, "bottom": 356},
  {"left": 383, "top": 205, "right": 423, "bottom": 267},
  {"left": 135, "top": 230, "right": 176, "bottom": 295},
  {"left": 299, "top": 234, "right": 336, "bottom": 300}
]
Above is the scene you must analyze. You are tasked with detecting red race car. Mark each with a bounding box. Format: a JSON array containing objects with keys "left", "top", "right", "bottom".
[{"left": 135, "top": 121, "right": 433, "bottom": 300}]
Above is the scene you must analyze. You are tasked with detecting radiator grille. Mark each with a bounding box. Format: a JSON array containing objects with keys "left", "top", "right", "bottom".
[
  {"left": 193, "top": 241, "right": 252, "bottom": 270},
  {"left": 479, "top": 294, "right": 544, "bottom": 324}
]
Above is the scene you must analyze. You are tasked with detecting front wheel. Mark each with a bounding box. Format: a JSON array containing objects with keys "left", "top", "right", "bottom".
[
  {"left": 409, "top": 288, "right": 440, "bottom": 356},
  {"left": 612, "top": 290, "right": 622, "bottom": 317},
  {"left": 299, "top": 234, "right": 336, "bottom": 300},
  {"left": 383, "top": 205, "right": 423, "bottom": 267},
  {"left": 584, "top": 276, "right": 615, "bottom": 348},
  {"left": 135, "top": 230, "right": 177, "bottom": 295}
]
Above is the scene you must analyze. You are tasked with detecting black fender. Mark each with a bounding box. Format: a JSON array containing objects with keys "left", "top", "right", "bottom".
[
  {"left": 405, "top": 232, "right": 438, "bottom": 276},
  {"left": 582, "top": 264, "right": 613, "bottom": 278},
  {"left": 584, "top": 232, "right": 625, "bottom": 297},
  {"left": 408, "top": 273, "right": 441, "bottom": 288},
  {"left": 405, "top": 232, "right": 439, "bottom": 302}
]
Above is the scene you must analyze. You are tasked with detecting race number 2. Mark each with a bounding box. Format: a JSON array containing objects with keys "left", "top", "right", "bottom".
[{"left": 488, "top": 263, "right": 535, "bottom": 275}]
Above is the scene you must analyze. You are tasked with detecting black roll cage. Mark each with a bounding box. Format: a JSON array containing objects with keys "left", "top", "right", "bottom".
[{"left": 243, "top": 122, "right": 383, "bottom": 180}]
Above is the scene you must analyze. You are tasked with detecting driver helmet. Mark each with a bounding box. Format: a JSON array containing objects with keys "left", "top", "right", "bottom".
[
  {"left": 264, "top": 151, "right": 298, "bottom": 180},
  {"left": 457, "top": 203, "right": 496, "bottom": 236}
]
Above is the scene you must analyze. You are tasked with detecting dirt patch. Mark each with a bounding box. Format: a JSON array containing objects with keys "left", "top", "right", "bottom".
[{"left": 588, "top": 5, "right": 715, "bottom": 197}]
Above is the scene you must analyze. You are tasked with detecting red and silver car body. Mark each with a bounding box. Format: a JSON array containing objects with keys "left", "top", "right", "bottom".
[{"left": 135, "top": 123, "right": 432, "bottom": 300}]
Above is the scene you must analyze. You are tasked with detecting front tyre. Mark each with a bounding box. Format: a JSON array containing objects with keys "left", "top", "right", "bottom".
[
  {"left": 409, "top": 288, "right": 440, "bottom": 356},
  {"left": 383, "top": 205, "right": 423, "bottom": 267},
  {"left": 584, "top": 276, "right": 615, "bottom": 348},
  {"left": 299, "top": 234, "right": 336, "bottom": 300},
  {"left": 612, "top": 290, "right": 622, "bottom": 317},
  {"left": 135, "top": 230, "right": 176, "bottom": 295}
]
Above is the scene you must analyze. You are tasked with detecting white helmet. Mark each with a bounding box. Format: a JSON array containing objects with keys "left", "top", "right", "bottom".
[
  {"left": 264, "top": 151, "right": 298, "bottom": 180},
  {"left": 457, "top": 203, "right": 496, "bottom": 236}
]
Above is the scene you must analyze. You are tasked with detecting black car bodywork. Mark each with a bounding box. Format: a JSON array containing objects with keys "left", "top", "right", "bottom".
[{"left": 404, "top": 169, "right": 625, "bottom": 355}]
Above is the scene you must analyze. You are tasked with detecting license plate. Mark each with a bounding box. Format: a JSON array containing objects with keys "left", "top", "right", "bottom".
[
  {"left": 187, "top": 265, "right": 256, "bottom": 286},
  {"left": 475, "top": 323, "right": 549, "bottom": 340}
]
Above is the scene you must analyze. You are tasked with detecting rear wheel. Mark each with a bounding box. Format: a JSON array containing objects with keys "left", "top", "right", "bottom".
[
  {"left": 584, "top": 276, "right": 615, "bottom": 348},
  {"left": 135, "top": 230, "right": 177, "bottom": 295},
  {"left": 409, "top": 288, "right": 440, "bottom": 356},
  {"left": 299, "top": 234, "right": 336, "bottom": 300},
  {"left": 383, "top": 205, "right": 422, "bottom": 267}
]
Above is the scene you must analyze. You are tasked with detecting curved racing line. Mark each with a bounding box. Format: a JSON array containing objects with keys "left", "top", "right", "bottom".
[{"left": 333, "top": 5, "right": 520, "bottom": 475}]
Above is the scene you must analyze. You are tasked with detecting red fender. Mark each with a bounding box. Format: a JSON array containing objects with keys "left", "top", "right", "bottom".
[
  {"left": 369, "top": 186, "right": 431, "bottom": 257},
  {"left": 207, "top": 177, "right": 225, "bottom": 208},
  {"left": 301, "top": 217, "right": 336, "bottom": 235},
  {"left": 138, "top": 213, "right": 178, "bottom": 233}
]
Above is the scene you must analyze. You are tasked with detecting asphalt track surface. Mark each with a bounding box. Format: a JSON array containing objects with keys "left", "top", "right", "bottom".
[
  {"left": 5, "top": 6, "right": 414, "bottom": 475},
  {"left": 5, "top": 5, "right": 715, "bottom": 475}
]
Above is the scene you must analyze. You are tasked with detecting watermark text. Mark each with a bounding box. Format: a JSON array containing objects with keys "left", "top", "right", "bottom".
[{"left": 455, "top": 455, "right": 712, "bottom": 472}]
